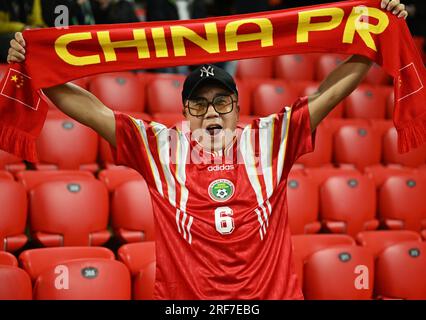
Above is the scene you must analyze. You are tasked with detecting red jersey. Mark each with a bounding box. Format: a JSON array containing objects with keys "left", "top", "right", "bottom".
[{"left": 111, "top": 96, "right": 315, "bottom": 299}]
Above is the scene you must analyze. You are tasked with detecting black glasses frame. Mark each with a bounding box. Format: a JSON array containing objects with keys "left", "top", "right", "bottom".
[{"left": 185, "top": 95, "right": 237, "bottom": 117}]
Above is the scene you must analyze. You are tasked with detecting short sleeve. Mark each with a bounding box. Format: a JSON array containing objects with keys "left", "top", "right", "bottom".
[
  {"left": 109, "top": 111, "right": 159, "bottom": 178},
  {"left": 283, "top": 96, "right": 316, "bottom": 171}
]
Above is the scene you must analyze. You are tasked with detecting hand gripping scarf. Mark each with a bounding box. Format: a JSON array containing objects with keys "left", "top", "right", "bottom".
[{"left": 0, "top": 0, "right": 425, "bottom": 162}]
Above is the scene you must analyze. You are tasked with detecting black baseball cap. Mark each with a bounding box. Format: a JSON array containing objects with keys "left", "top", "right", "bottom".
[{"left": 182, "top": 64, "right": 238, "bottom": 102}]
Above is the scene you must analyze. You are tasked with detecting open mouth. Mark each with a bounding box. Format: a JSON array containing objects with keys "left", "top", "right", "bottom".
[{"left": 205, "top": 124, "right": 223, "bottom": 136}]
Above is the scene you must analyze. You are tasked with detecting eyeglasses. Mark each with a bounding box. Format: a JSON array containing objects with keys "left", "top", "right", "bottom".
[{"left": 185, "top": 95, "right": 236, "bottom": 117}]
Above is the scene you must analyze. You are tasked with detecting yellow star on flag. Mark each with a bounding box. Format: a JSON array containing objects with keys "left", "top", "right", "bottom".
[{"left": 11, "top": 75, "right": 18, "bottom": 82}]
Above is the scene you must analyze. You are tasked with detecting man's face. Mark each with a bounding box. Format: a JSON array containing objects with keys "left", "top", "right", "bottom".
[{"left": 183, "top": 82, "right": 239, "bottom": 152}]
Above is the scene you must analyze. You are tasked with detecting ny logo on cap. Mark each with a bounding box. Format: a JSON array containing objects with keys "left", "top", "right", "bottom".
[{"left": 200, "top": 65, "right": 214, "bottom": 78}]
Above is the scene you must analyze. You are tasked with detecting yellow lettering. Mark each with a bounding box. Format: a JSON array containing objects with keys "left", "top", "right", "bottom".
[
  {"left": 97, "top": 29, "right": 150, "bottom": 62},
  {"left": 152, "top": 27, "right": 169, "bottom": 58},
  {"left": 343, "top": 6, "right": 389, "bottom": 51},
  {"left": 170, "top": 23, "right": 219, "bottom": 57},
  {"left": 297, "top": 8, "right": 344, "bottom": 43},
  {"left": 54, "top": 32, "right": 100, "bottom": 66},
  {"left": 225, "top": 18, "right": 273, "bottom": 52}
]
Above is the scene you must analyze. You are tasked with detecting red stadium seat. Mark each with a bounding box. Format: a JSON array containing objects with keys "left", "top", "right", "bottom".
[
  {"left": 118, "top": 242, "right": 156, "bottom": 276},
  {"left": 19, "top": 247, "right": 115, "bottom": 281},
  {"left": 375, "top": 242, "right": 426, "bottom": 299},
  {"left": 297, "top": 123, "right": 332, "bottom": 167},
  {"left": 316, "top": 54, "right": 349, "bottom": 81},
  {"left": 36, "top": 111, "right": 99, "bottom": 171},
  {"left": 0, "top": 171, "right": 14, "bottom": 180},
  {"left": 16, "top": 170, "right": 94, "bottom": 191},
  {"left": 29, "top": 179, "right": 111, "bottom": 246},
  {"left": 291, "top": 234, "right": 355, "bottom": 286},
  {"left": 112, "top": 180, "right": 155, "bottom": 243},
  {"left": 379, "top": 175, "right": 426, "bottom": 234},
  {"left": 364, "top": 165, "right": 415, "bottom": 187},
  {"left": 333, "top": 124, "right": 381, "bottom": 170},
  {"left": 0, "top": 180, "right": 28, "bottom": 252},
  {"left": 383, "top": 127, "right": 426, "bottom": 167},
  {"left": 344, "top": 86, "right": 387, "bottom": 119},
  {"left": 89, "top": 72, "right": 144, "bottom": 112},
  {"left": 320, "top": 175, "right": 378, "bottom": 237},
  {"left": 0, "top": 266, "right": 32, "bottom": 300},
  {"left": 98, "top": 168, "right": 143, "bottom": 192},
  {"left": 146, "top": 76, "right": 185, "bottom": 114},
  {"left": 118, "top": 242, "right": 156, "bottom": 300},
  {"left": 0, "top": 251, "right": 18, "bottom": 266},
  {"left": 33, "top": 259, "right": 131, "bottom": 300},
  {"left": 369, "top": 119, "right": 394, "bottom": 139},
  {"left": 234, "top": 79, "right": 251, "bottom": 115},
  {"left": 252, "top": 81, "right": 300, "bottom": 117},
  {"left": 275, "top": 54, "right": 316, "bottom": 81},
  {"left": 363, "top": 63, "right": 392, "bottom": 85},
  {"left": 133, "top": 261, "right": 156, "bottom": 300},
  {"left": 305, "top": 166, "right": 361, "bottom": 187},
  {"left": 287, "top": 175, "right": 321, "bottom": 234},
  {"left": 356, "top": 230, "right": 422, "bottom": 257},
  {"left": 302, "top": 83, "right": 344, "bottom": 118},
  {"left": 235, "top": 57, "right": 274, "bottom": 79},
  {"left": 303, "top": 246, "right": 374, "bottom": 299},
  {"left": 152, "top": 113, "right": 185, "bottom": 128},
  {"left": 0, "top": 150, "right": 26, "bottom": 173}
]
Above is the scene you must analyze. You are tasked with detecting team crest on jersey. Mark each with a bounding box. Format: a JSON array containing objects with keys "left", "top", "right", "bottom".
[{"left": 208, "top": 179, "right": 235, "bottom": 202}]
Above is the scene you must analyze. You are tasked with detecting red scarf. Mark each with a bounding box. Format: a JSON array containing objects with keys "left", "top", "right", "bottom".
[{"left": 0, "top": 0, "right": 425, "bottom": 162}]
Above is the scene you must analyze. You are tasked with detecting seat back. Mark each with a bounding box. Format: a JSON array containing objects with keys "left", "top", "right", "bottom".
[
  {"left": 379, "top": 175, "right": 426, "bottom": 232},
  {"left": 252, "top": 81, "right": 300, "bottom": 117},
  {"left": 118, "top": 241, "right": 156, "bottom": 276},
  {"left": 275, "top": 54, "right": 316, "bottom": 81},
  {"left": 89, "top": 72, "right": 144, "bottom": 112},
  {"left": 36, "top": 112, "right": 98, "bottom": 170},
  {"left": 356, "top": 230, "right": 422, "bottom": 257},
  {"left": 236, "top": 57, "right": 274, "bottom": 79},
  {"left": 287, "top": 175, "right": 320, "bottom": 234},
  {"left": 0, "top": 180, "right": 28, "bottom": 252},
  {"left": 147, "top": 77, "right": 185, "bottom": 114},
  {"left": 0, "top": 266, "right": 32, "bottom": 300},
  {"left": 320, "top": 175, "right": 377, "bottom": 236},
  {"left": 133, "top": 261, "right": 156, "bottom": 300},
  {"left": 291, "top": 234, "right": 355, "bottom": 287},
  {"left": 29, "top": 180, "right": 110, "bottom": 246},
  {"left": 34, "top": 259, "right": 131, "bottom": 300},
  {"left": 333, "top": 125, "right": 381, "bottom": 170},
  {"left": 16, "top": 170, "right": 94, "bottom": 191},
  {"left": 383, "top": 127, "right": 426, "bottom": 167},
  {"left": 375, "top": 242, "right": 426, "bottom": 299},
  {"left": 303, "top": 246, "right": 374, "bottom": 299},
  {"left": 19, "top": 247, "right": 115, "bottom": 281},
  {"left": 111, "top": 180, "right": 155, "bottom": 242},
  {"left": 98, "top": 168, "right": 143, "bottom": 192},
  {"left": 345, "top": 86, "right": 387, "bottom": 119}
]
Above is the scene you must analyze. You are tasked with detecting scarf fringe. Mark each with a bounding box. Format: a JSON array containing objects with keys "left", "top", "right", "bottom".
[
  {"left": 397, "top": 114, "right": 426, "bottom": 153},
  {"left": 0, "top": 123, "right": 38, "bottom": 163}
]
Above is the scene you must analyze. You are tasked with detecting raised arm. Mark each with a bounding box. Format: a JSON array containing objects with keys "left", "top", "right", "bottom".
[
  {"left": 7, "top": 32, "right": 117, "bottom": 147},
  {"left": 307, "top": 0, "right": 408, "bottom": 131}
]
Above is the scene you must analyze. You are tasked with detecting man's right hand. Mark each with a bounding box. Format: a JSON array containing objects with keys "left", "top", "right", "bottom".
[{"left": 7, "top": 32, "right": 26, "bottom": 64}]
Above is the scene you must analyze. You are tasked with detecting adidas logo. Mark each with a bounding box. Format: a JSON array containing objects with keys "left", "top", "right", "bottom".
[{"left": 207, "top": 164, "right": 235, "bottom": 172}]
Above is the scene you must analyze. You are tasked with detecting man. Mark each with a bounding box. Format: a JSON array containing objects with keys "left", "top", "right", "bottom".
[{"left": 7, "top": 0, "right": 408, "bottom": 299}]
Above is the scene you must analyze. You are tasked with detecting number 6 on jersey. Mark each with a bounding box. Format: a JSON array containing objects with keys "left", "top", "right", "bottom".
[{"left": 215, "top": 207, "right": 234, "bottom": 235}]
